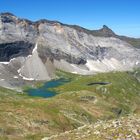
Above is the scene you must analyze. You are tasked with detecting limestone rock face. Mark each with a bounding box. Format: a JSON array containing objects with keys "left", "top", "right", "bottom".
[
  {"left": 0, "top": 41, "right": 34, "bottom": 61},
  {"left": 0, "top": 13, "right": 140, "bottom": 88}
]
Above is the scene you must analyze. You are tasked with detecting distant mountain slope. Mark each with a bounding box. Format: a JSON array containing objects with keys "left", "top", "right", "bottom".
[
  {"left": 67, "top": 24, "right": 140, "bottom": 48},
  {"left": 0, "top": 12, "right": 140, "bottom": 88},
  {"left": 119, "top": 36, "right": 140, "bottom": 48}
]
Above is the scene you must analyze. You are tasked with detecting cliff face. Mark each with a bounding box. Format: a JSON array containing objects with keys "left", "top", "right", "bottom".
[{"left": 0, "top": 13, "right": 140, "bottom": 88}]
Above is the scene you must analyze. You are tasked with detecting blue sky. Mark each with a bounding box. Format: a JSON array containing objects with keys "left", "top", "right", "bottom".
[{"left": 0, "top": 0, "right": 140, "bottom": 37}]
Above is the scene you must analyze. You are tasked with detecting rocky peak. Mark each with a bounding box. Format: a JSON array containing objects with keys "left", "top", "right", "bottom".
[
  {"left": 0, "top": 13, "right": 116, "bottom": 38},
  {"left": 36, "top": 19, "right": 62, "bottom": 25},
  {"left": 101, "top": 25, "right": 115, "bottom": 34},
  {"left": 99, "top": 25, "right": 116, "bottom": 37},
  {"left": 0, "top": 12, "right": 18, "bottom": 23},
  {"left": 102, "top": 25, "right": 111, "bottom": 30},
  {"left": 0, "top": 12, "right": 35, "bottom": 27},
  {"left": 0, "top": 12, "right": 16, "bottom": 17}
]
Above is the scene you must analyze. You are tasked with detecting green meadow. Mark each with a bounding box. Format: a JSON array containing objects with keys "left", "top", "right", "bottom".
[{"left": 0, "top": 70, "right": 140, "bottom": 140}]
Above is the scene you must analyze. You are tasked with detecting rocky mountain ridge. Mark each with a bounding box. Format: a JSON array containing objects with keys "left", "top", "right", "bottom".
[{"left": 0, "top": 12, "right": 140, "bottom": 88}]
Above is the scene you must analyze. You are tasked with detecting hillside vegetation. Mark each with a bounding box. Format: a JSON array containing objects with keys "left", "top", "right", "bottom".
[{"left": 0, "top": 70, "right": 140, "bottom": 140}]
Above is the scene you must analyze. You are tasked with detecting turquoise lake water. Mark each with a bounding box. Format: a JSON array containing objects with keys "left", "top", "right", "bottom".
[{"left": 26, "top": 78, "right": 69, "bottom": 98}]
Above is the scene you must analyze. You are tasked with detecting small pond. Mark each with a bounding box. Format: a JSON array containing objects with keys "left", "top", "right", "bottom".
[
  {"left": 26, "top": 78, "right": 70, "bottom": 98},
  {"left": 87, "top": 82, "right": 111, "bottom": 86}
]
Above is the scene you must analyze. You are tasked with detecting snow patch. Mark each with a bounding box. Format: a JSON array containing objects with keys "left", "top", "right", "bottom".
[
  {"left": 13, "top": 76, "right": 18, "bottom": 79},
  {"left": 72, "top": 71, "right": 78, "bottom": 74},
  {"left": 19, "top": 73, "right": 35, "bottom": 81},
  {"left": 0, "top": 62, "right": 9, "bottom": 65},
  {"left": 27, "top": 55, "right": 32, "bottom": 59},
  {"left": 22, "top": 76, "right": 35, "bottom": 81},
  {"left": 10, "top": 58, "right": 16, "bottom": 62},
  {"left": 17, "top": 68, "right": 35, "bottom": 81},
  {"left": 25, "top": 43, "right": 38, "bottom": 59},
  {"left": 17, "top": 68, "right": 21, "bottom": 73},
  {"left": 0, "top": 58, "right": 16, "bottom": 65},
  {"left": 136, "top": 61, "right": 139, "bottom": 65},
  {"left": 32, "top": 43, "right": 38, "bottom": 53}
]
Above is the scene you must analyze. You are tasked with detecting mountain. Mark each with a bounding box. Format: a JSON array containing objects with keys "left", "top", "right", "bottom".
[
  {"left": 0, "top": 13, "right": 140, "bottom": 140},
  {"left": 0, "top": 12, "right": 140, "bottom": 89}
]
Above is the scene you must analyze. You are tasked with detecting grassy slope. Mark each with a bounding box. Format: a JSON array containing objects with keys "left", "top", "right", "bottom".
[
  {"left": 56, "top": 71, "right": 140, "bottom": 116},
  {"left": 0, "top": 70, "right": 140, "bottom": 140}
]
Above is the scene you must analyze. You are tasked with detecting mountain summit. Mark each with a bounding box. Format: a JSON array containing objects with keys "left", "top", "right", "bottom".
[
  {"left": 100, "top": 25, "right": 116, "bottom": 36},
  {"left": 0, "top": 13, "right": 140, "bottom": 88}
]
